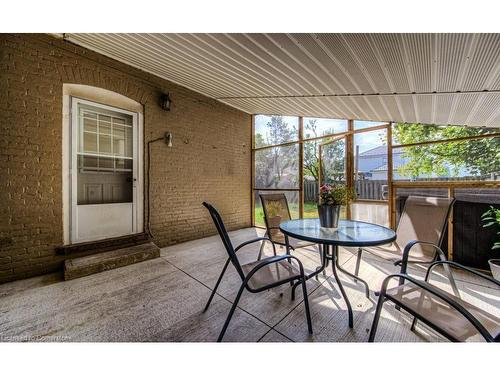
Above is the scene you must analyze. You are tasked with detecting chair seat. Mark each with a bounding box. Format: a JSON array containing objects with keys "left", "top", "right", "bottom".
[
  {"left": 361, "top": 242, "right": 433, "bottom": 263},
  {"left": 241, "top": 258, "right": 300, "bottom": 290},
  {"left": 386, "top": 283, "right": 500, "bottom": 341}
]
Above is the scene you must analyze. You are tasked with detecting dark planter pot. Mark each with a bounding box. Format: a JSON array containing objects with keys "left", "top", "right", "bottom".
[{"left": 318, "top": 204, "right": 341, "bottom": 228}]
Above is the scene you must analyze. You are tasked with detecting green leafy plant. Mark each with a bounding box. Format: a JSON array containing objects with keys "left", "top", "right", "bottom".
[
  {"left": 318, "top": 184, "right": 354, "bottom": 206},
  {"left": 482, "top": 206, "right": 500, "bottom": 250}
]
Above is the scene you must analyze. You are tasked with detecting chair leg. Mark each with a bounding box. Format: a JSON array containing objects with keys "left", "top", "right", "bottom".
[
  {"left": 395, "top": 260, "right": 406, "bottom": 309},
  {"left": 301, "top": 276, "right": 313, "bottom": 334},
  {"left": 217, "top": 282, "right": 246, "bottom": 342},
  {"left": 291, "top": 281, "right": 298, "bottom": 301},
  {"left": 320, "top": 245, "right": 326, "bottom": 277},
  {"left": 354, "top": 247, "right": 363, "bottom": 281},
  {"left": 284, "top": 236, "right": 294, "bottom": 286},
  {"left": 410, "top": 317, "right": 418, "bottom": 331},
  {"left": 436, "top": 251, "right": 460, "bottom": 298},
  {"left": 368, "top": 295, "right": 386, "bottom": 342},
  {"left": 204, "top": 258, "right": 230, "bottom": 312},
  {"left": 257, "top": 240, "right": 265, "bottom": 261},
  {"left": 398, "top": 257, "right": 409, "bottom": 287}
]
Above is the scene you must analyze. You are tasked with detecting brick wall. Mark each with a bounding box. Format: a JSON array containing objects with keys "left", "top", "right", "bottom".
[{"left": 0, "top": 34, "right": 252, "bottom": 283}]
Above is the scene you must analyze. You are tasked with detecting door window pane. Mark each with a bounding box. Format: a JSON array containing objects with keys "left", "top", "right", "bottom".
[
  {"left": 98, "top": 156, "right": 114, "bottom": 169},
  {"left": 80, "top": 155, "right": 97, "bottom": 169},
  {"left": 125, "top": 127, "right": 133, "bottom": 157},
  {"left": 83, "top": 117, "right": 97, "bottom": 133},
  {"left": 115, "top": 158, "right": 133, "bottom": 170},
  {"left": 99, "top": 134, "right": 112, "bottom": 154},
  {"left": 83, "top": 131, "right": 97, "bottom": 153},
  {"left": 112, "top": 125, "right": 133, "bottom": 157},
  {"left": 99, "top": 114, "right": 111, "bottom": 123}
]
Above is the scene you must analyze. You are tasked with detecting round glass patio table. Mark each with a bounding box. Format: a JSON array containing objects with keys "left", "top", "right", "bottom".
[
  {"left": 280, "top": 218, "right": 396, "bottom": 247},
  {"left": 279, "top": 218, "right": 396, "bottom": 328}
]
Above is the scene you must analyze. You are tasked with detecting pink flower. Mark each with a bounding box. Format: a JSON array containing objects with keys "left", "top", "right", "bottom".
[{"left": 319, "top": 184, "right": 331, "bottom": 193}]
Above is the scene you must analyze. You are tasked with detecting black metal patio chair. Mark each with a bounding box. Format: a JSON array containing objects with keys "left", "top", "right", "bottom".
[
  {"left": 202, "top": 202, "right": 313, "bottom": 342},
  {"left": 369, "top": 260, "right": 500, "bottom": 342}
]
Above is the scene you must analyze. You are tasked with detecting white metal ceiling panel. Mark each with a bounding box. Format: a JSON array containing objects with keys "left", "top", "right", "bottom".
[{"left": 65, "top": 33, "right": 500, "bottom": 128}]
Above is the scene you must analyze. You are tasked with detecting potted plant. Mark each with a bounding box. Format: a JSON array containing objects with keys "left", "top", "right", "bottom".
[
  {"left": 318, "top": 184, "right": 354, "bottom": 228},
  {"left": 482, "top": 206, "right": 500, "bottom": 280}
]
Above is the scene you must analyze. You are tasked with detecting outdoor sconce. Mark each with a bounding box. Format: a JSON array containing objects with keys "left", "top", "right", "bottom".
[
  {"left": 165, "top": 132, "right": 173, "bottom": 147},
  {"left": 160, "top": 93, "right": 171, "bottom": 111}
]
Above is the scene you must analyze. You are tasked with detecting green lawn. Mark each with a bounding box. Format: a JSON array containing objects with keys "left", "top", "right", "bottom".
[{"left": 254, "top": 202, "right": 318, "bottom": 227}]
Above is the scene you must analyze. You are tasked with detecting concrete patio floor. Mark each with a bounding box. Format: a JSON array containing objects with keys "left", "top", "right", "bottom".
[{"left": 0, "top": 228, "right": 498, "bottom": 342}]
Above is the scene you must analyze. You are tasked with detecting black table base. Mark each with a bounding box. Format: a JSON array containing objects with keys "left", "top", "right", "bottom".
[
  {"left": 288, "top": 240, "right": 362, "bottom": 328},
  {"left": 280, "top": 218, "right": 396, "bottom": 330}
]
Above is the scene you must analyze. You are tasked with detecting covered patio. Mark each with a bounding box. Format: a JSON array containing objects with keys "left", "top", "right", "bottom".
[{"left": 4, "top": 5, "right": 500, "bottom": 375}]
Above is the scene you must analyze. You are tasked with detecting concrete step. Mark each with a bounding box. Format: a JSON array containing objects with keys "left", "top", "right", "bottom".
[
  {"left": 63, "top": 242, "right": 160, "bottom": 280},
  {"left": 56, "top": 233, "right": 151, "bottom": 256}
]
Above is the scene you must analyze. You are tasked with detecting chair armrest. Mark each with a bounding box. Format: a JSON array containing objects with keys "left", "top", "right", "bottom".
[
  {"left": 244, "top": 254, "right": 304, "bottom": 280},
  {"left": 379, "top": 273, "right": 494, "bottom": 342},
  {"left": 234, "top": 237, "right": 276, "bottom": 253},
  {"left": 399, "top": 240, "right": 446, "bottom": 271},
  {"left": 425, "top": 260, "right": 500, "bottom": 287}
]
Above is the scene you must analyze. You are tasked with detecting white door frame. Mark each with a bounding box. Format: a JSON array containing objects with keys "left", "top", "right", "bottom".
[{"left": 62, "top": 85, "right": 143, "bottom": 244}]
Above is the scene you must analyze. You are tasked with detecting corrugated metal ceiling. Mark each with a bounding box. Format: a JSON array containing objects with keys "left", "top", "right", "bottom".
[{"left": 65, "top": 33, "right": 500, "bottom": 127}]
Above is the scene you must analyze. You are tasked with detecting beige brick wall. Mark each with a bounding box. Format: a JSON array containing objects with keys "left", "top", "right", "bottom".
[{"left": 0, "top": 34, "right": 252, "bottom": 283}]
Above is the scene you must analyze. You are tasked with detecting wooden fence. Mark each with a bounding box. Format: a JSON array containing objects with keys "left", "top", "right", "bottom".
[
  {"left": 304, "top": 179, "right": 387, "bottom": 201},
  {"left": 305, "top": 175, "right": 497, "bottom": 202}
]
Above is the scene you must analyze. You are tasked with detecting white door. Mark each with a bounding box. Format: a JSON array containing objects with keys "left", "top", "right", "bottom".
[{"left": 70, "top": 98, "right": 141, "bottom": 243}]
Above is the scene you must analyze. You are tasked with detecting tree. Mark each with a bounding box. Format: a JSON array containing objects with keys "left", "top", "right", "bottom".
[
  {"left": 303, "top": 119, "right": 345, "bottom": 183},
  {"left": 321, "top": 141, "right": 346, "bottom": 183},
  {"left": 393, "top": 123, "right": 500, "bottom": 179},
  {"left": 267, "top": 116, "right": 296, "bottom": 185},
  {"left": 303, "top": 119, "right": 320, "bottom": 181},
  {"left": 255, "top": 116, "right": 298, "bottom": 188},
  {"left": 255, "top": 116, "right": 350, "bottom": 189}
]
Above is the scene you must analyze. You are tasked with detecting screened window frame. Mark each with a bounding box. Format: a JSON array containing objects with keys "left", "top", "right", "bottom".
[
  {"left": 251, "top": 116, "right": 391, "bottom": 229},
  {"left": 251, "top": 115, "right": 500, "bottom": 266}
]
